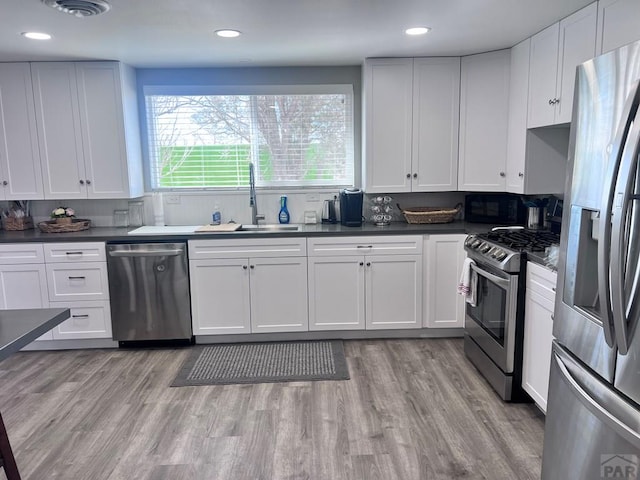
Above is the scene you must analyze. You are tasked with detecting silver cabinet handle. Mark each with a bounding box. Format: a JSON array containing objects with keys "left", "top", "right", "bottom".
[
  {"left": 406, "top": 173, "right": 411, "bottom": 179},
  {"left": 242, "top": 265, "right": 248, "bottom": 270},
  {"left": 71, "top": 314, "right": 90, "bottom": 318},
  {"left": 518, "top": 172, "right": 524, "bottom": 178},
  {"left": 499, "top": 172, "right": 506, "bottom": 177},
  {"left": 250, "top": 265, "right": 254, "bottom": 269},
  {"left": 108, "top": 249, "right": 183, "bottom": 257},
  {"left": 79, "top": 179, "right": 85, "bottom": 185},
  {"left": 68, "top": 276, "right": 86, "bottom": 280},
  {"left": 356, "top": 245, "right": 373, "bottom": 249},
  {"left": 366, "top": 262, "right": 371, "bottom": 267},
  {"left": 599, "top": 79, "right": 640, "bottom": 351},
  {"left": 413, "top": 173, "right": 417, "bottom": 178},
  {"left": 2, "top": 181, "right": 7, "bottom": 186},
  {"left": 610, "top": 101, "right": 640, "bottom": 355},
  {"left": 65, "top": 251, "right": 83, "bottom": 256},
  {"left": 553, "top": 347, "right": 640, "bottom": 445},
  {"left": 86, "top": 179, "right": 91, "bottom": 185},
  {"left": 359, "top": 262, "right": 364, "bottom": 266}
]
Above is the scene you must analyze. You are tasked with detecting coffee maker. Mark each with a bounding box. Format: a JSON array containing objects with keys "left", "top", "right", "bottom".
[{"left": 339, "top": 188, "right": 363, "bottom": 227}]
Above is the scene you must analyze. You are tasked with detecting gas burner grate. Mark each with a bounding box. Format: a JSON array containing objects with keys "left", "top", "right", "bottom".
[{"left": 481, "top": 229, "right": 560, "bottom": 252}]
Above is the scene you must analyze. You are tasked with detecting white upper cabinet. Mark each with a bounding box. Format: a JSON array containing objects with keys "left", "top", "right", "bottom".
[
  {"left": 363, "top": 58, "right": 413, "bottom": 193},
  {"left": 411, "top": 58, "right": 460, "bottom": 191},
  {"left": 527, "top": 3, "right": 597, "bottom": 127},
  {"left": 458, "top": 49, "right": 510, "bottom": 192},
  {"left": 597, "top": 0, "right": 640, "bottom": 54},
  {"left": 31, "top": 62, "right": 143, "bottom": 199},
  {"left": 363, "top": 57, "right": 460, "bottom": 193},
  {"left": 506, "top": 39, "right": 531, "bottom": 193},
  {"left": 0, "top": 63, "right": 44, "bottom": 199}
]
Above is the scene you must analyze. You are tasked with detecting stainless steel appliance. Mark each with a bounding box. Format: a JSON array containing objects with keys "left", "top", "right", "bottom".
[
  {"left": 107, "top": 242, "right": 192, "bottom": 343},
  {"left": 542, "top": 41, "right": 640, "bottom": 478},
  {"left": 339, "top": 188, "right": 363, "bottom": 226},
  {"left": 464, "top": 193, "right": 526, "bottom": 225},
  {"left": 464, "top": 228, "right": 560, "bottom": 401},
  {"left": 321, "top": 197, "right": 338, "bottom": 224}
]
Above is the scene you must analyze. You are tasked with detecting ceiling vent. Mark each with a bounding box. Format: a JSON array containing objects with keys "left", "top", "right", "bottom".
[{"left": 42, "top": 0, "right": 111, "bottom": 17}]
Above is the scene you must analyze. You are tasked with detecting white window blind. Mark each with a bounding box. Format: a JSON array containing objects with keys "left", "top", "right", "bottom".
[{"left": 144, "top": 85, "right": 354, "bottom": 190}]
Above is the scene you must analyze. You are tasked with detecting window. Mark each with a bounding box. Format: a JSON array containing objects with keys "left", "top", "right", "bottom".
[{"left": 144, "top": 85, "right": 354, "bottom": 190}]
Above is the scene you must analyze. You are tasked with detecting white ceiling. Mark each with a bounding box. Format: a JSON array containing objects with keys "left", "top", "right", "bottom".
[{"left": 0, "top": 0, "right": 595, "bottom": 68}]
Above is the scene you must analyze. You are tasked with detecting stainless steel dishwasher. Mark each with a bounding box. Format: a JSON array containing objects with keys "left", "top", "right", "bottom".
[{"left": 106, "top": 242, "right": 192, "bottom": 343}]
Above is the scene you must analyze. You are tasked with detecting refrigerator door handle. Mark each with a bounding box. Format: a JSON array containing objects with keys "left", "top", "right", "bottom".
[
  {"left": 553, "top": 347, "right": 640, "bottom": 447},
  {"left": 598, "top": 80, "right": 640, "bottom": 349},
  {"left": 611, "top": 116, "right": 640, "bottom": 355}
]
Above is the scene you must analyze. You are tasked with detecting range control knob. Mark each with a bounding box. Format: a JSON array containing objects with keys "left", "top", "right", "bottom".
[
  {"left": 495, "top": 251, "right": 508, "bottom": 261},
  {"left": 472, "top": 239, "right": 482, "bottom": 249},
  {"left": 480, "top": 244, "right": 492, "bottom": 254}
]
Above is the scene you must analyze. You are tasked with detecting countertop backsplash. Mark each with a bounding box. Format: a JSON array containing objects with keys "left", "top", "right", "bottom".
[{"left": 5, "top": 190, "right": 466, "bottom": 229}]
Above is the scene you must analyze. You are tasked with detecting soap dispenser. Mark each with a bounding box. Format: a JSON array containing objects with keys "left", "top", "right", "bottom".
[{"left": 278, "top": 195, "right": 290, "bottom": 224}]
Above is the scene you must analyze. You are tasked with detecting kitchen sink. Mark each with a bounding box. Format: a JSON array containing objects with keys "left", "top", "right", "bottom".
[{"left": 238, "top": 224, "right": 301, "bottom": 232}]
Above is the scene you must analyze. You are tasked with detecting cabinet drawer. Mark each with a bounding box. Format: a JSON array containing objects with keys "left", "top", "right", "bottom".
[
  {"left": 0, "top": 243, "right": 45, "bottom": 264},
  {"left": 44, "top": 242, "right": 106, "bottom": 263},
  {"left": 46, "top": 262, "right": 109, "bottom": 301},
  {"left": 188, "top": 238, "right": 306, "bottom": 259},
  {"left": 527, "top": 261, "right": 557, "bottom": 301},
  {"left": 307, "top": 235, "right": 422, "bottom": 257},
  {"left": 50, "top": 300, "right": 112, "bottom": 340}
]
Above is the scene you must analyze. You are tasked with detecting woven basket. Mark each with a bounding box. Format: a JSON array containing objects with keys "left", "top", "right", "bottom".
[
  {"left": 401, "top": 203, "right": 463, "bottom": 224},
  {"left": 37, "top": 219, "right": 91, "bottom": 233},
  {"left": 3, "top": 216, "right": 34, "bottom": 231}
]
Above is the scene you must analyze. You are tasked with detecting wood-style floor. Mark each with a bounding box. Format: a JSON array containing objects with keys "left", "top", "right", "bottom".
[{"left": 0, "top": 339, "right": 544, "bottom": 480}]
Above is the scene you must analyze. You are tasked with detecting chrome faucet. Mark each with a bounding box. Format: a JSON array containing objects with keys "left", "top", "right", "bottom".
[{"left": 249, "top": 162, "right": 265, "bottom": 225}]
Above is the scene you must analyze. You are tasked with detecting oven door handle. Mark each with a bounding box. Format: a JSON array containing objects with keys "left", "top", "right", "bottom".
[{"left": 470, "top": 263, "right": 510, "bottom": 289}]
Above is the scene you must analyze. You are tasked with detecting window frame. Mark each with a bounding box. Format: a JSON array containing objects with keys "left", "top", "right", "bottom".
[{"left": 142, "top": 83, "right": 356, "bottom": 192}]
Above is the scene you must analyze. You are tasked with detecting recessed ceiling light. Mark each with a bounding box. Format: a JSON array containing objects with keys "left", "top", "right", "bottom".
[
  {"left": 215, "top": 29, "right": 241, "bottom": 38},
  {"left": 22, "top": 32, "right": 52, "bottom": 40},
  {"left": 405, "top": 27, "right": 430, "bottom": 36}
]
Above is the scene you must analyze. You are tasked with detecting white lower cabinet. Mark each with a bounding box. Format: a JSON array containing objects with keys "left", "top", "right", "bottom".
[
  {"left": 45, "top": 242, "right": 112, "bottom": 341},
  {"left": 188, "top": 238, "right": 308, "bottom": 335},
  {"left": 522, "top": 262, "right": 557, "bottom": 413},
  {"left": 50, "top": 301, "right": 112, "bottom": 340},
  {"left": 308, "top": 256, "right": 365, "bottom": 331},
  {"left": 307, "top": 236, "right": 423, "bottom": 331},
  {"left": 424, "top": 234, "right": 467, "bottom": 328},
  {"left": 0, "top": 259, "right": 52, "bottom": 341}
]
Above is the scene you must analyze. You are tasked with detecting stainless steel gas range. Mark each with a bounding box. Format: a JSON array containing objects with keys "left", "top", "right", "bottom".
[{"left": 463, "top": 228, "right": 559, "bottom": 401}]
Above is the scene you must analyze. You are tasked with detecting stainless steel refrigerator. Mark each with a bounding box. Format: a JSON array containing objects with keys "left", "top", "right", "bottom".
[{"left": 542, "top": 41, "right": 640, "bottom": 478}]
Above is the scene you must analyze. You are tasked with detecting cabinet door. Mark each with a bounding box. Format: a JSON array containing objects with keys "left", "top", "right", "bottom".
[
  {"left": 424, "top": 235, "right": 466, "bottom": 328},
  {"left": 76, "top": 62, "right": 134, "bottom": 199},
  {"left": 506, "top": 39, "right": 530, "bottom": 194},
  {"left": 308, "top": 256, "right": 365, "bottom": 331},
  {"left": 250, "top": 257, "right": 308, "bottom": 333},
  {"left": 363, "top": 58, "right": 413, "bottom": 193},
  {"left": 31, "top": 63, "right": 87, "bottom": 199},
  {"left": 365, "top": 254, "right": 422, "bottom": 330},
  {"left": 556, "top": 3, "right": 597, "bottom": 124},
  {"left": 527, "top": 23, "right": 559, "bottom": 129},
  {"left": 0, "top": 264, "right": 52, "bottom": 340},
  {"left": 0, "top": 63, "right": 44, "bottom": 199},
  {"left": 597, "top": 0, "right": 640, "bottom": 54},
  {"left": 458, "top": 50, "right": 510, "bottom": 191},
  {"left": 522, "top": 289, "right": 555, "bottom": 412},
  {"left": 51, "top": 300, "right": 112, "bottom": 340},
  {"left": 412, "top": 57, "right": 460, "bottom": 191},
  {"left": 189, "top": 258, "right": 251, "bottom": 335}
]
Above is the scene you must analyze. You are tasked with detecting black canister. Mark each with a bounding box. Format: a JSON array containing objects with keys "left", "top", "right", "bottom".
[{"left": 339, "top": 188, "right": 363, "bottom": 226}]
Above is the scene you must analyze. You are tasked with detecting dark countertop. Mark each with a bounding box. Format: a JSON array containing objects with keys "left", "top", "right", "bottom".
[
  {"left": 526, "top": 251, "right": 558, "bottom": 272},
  {"left": 0, "top": 308, "right": 70, "bottom": 362},
  {"left": 0, "top": 221, "right": 492, "bottom": 243}
]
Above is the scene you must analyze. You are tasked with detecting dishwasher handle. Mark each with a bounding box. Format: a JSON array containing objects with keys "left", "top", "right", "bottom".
[{"left": 108, "top": 249, "right": 184, "bottom": 258}]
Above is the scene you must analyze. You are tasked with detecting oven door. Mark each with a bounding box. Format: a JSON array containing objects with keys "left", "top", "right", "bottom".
[{"left": 465, "top": 262, "right": 519, "bottom": 373}]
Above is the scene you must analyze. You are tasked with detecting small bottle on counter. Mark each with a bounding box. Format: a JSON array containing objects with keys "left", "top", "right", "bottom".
[
  {"left": 278, "top": 195, "right": 290, "bottom": 224},
  {"left": 212, "top": 203, "right": 221, "bottom": 225}
]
